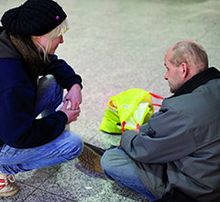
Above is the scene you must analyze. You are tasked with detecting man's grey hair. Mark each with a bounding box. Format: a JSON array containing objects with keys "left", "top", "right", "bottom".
[{"left": 170, "top": 41, "right": 209, "bottom": 72}]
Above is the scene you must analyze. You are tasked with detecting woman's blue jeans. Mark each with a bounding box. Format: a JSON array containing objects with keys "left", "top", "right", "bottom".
[
  {"left": 101, "top": 147, "right": 157, "bottom": 202},
  {"left": 0, "top": 75, "right": 83, "bottom": 174}
]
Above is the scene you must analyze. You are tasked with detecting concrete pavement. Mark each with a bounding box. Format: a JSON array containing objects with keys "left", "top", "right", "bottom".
[{"left": 0, "top": 0, "right": 220, "bottom": 201}]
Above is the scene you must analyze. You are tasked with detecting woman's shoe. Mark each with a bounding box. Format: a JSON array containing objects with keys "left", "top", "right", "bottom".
[{"left": 0, "top": 174, "right": 19, "bottom": 197}]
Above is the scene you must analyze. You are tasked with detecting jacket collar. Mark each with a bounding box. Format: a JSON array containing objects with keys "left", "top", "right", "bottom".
[
  {"left": 0, "top": 27, "right": 21, "bottom": 59},
  {"left": 170, "top": 67, "right": 220, "bottom": 98}
]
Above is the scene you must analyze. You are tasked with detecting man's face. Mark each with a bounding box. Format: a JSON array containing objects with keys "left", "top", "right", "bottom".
[{"left": 164, "top": 49, "right": 184, "bottom": 93}]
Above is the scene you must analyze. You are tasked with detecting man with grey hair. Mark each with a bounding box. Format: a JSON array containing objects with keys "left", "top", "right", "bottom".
[
  {"left": 79, "top": 41, "right": 220, "bottom": 202},
  {"left": 164, "top": 41, "right": 209, "bottom": 93},
  {"left": 169, "top": 40, "right": 208, "bottom": 69}
]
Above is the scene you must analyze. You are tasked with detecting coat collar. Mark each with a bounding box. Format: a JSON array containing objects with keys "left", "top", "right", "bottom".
[{"left": 170, "top": 67, "right": 220, "bottom": 98}]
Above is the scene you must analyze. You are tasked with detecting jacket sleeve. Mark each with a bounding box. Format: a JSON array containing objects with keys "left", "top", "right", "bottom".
[
  {"left": 43, "top": 55, "right": 82, "bottom": 90},
  {"left": 0, "top": 58, "right": 69, "bottom": 148},
  {"left": 120, "top": 105, "right": 196, "bottom": 164},
  {"left": 0, "top": 82, "right": 68, "bottom": 148}
]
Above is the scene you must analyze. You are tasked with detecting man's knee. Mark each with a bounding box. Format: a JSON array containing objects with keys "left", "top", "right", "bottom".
[
  {"left": 101, "top": 149, "right": 115, "bottom": 171},
  {"left": 101, "top": 148, "right": 126, "bottom": 174}
]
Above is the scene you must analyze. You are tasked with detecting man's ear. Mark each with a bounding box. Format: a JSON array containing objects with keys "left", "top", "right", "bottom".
[{"left": 180, "top": 62, "right": 189, "bottom": 79}]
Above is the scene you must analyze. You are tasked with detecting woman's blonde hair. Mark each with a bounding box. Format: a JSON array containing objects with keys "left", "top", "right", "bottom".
[{"left": 32, "top": 19, "right": 69, "bottom": 61}]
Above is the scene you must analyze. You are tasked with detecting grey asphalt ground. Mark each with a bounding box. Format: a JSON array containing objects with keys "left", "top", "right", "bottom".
[{"left": 0, "top": 0, "right": 220, "bottom": 201}]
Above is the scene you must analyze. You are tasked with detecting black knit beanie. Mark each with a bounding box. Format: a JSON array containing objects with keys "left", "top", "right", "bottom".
[{"left": 1, "top": 0, "right": 67, "bottom": 36}]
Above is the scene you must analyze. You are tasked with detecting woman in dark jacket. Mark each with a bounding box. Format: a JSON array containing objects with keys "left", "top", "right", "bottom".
[{"left": 0, "top": 0, "right": 83, "bottom": 196}]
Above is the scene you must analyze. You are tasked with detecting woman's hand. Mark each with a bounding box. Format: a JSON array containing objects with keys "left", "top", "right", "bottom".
[
  {"left": 59, "top": 100, "right": 80, "bottom": 124},
  {"left": 65, "top": 84, "right": 82, "bottom": 110}
]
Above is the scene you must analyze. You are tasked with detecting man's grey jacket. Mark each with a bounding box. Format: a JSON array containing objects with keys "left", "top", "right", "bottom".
[{"left": 121, "top": 67, "right": 220, "bottom": 202}]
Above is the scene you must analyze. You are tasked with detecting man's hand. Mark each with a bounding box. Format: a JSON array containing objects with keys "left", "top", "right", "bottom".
[
  {"left": 65, "top": 84, "right": 82, "bottom": 110},
  {"left": 135, "top": 124, "right": 140, "bottom": 133}
]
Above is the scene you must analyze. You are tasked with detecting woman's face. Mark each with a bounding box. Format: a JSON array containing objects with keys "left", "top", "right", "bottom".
[
  {"left": 49, "top": 35, "right": 64, "bottom": 54},
  {"left": 32, "top": 34, "right": 64, "bottom": 54}
]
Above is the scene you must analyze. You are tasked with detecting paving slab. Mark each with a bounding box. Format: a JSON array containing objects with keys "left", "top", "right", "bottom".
[{"left": 1, "top": 0, "right": 220, "bottom": 201}]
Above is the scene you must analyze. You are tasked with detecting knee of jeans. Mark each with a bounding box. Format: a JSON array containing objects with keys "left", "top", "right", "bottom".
[
  {"left": 100, "top": 150, "right": 114, "bottom": 173},
  {"left": 101, "top": 150, "right": 123, "bottom": 181},
  {"left": 62, "top": 134, "right": 83, "bottom": 160},
  {"left": 40, "top": 75, "right": 63, "bottom": 100}
]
